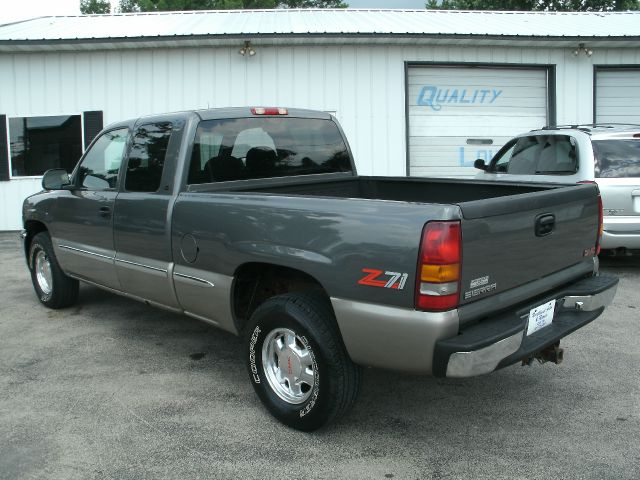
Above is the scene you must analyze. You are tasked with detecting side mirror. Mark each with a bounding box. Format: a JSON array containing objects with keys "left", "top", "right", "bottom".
[
  {"left": 42, "top": 169, "right": 71, "bottom": 190},
  {"left": 474, "top": 159, "right": 487, "bottom": 171}
]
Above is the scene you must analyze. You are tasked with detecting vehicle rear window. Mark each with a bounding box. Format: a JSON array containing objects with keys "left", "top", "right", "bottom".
[
  {"left": 187, "top": 117, "right": 352, "bottom": 184},
  {"left": 490, "top": 135, "right": 577, "bottom": 175},
  {"left": 593, "top": 139, "right": 640, "bottom": 178}
]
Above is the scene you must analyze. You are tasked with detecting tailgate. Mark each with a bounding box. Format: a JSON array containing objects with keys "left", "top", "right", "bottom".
[{"left": 457, "top": 183, "right": 599, "bottom": 307}]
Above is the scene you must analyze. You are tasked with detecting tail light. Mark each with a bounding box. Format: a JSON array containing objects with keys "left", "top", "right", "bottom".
[
  {"left": 596, "top": 195, "right": 603, "bottom": 255},
  {"left": 251, "top": 107, "right": 288, "bottom": 115},
  {"left": 415, "top": 221, "right": 461, "bottom": 311},
  {"left": 578, "top": 181, "right": 603, "bottom": 255}
]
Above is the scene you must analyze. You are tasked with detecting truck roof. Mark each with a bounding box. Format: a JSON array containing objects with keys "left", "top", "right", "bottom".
[{"left": 195, "top": 107, "right": 333, "bottom": 121}]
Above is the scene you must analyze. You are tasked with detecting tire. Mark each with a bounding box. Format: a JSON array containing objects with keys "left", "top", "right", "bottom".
[
  {"left": 245, "top": 293, "right": 361, "bottom": 431},
  {"left": 28, "top": 232, "right": 79, "bottom": 309}
]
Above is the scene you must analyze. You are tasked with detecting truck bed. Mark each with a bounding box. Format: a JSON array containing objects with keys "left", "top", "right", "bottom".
[
  {"left": 181, "top": 174, "right": 600, "bottom": 316},
  {"left": 193, "top": 176, "right": 551, "bottom": 204}
]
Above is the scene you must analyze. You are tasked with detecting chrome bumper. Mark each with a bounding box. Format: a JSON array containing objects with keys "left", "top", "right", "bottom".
[{"left": 440, "top": 276, "right": 618, "bottom": 378}]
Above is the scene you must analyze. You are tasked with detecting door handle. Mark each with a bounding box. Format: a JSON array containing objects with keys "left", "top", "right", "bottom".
[
  {"left": 535, "top": 214, "right": 555, "bottom": 237},
  {"left": 99, "top": 206, "right": 112, "bottom": 218}
]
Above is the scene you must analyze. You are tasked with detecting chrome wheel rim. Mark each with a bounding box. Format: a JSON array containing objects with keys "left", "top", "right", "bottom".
[
  {"left": 35, "top": 250, "right": 53, "bottom": 296},
  {"left": 262, "top": 328, "right": 315, "bottom": 405}
]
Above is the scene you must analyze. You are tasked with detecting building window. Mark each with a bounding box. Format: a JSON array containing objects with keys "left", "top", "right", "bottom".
[{"left": 8, "top": 115, "right": 82, "bottom": 177}]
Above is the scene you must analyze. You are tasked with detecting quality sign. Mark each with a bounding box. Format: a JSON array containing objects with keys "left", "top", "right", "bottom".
[{"left": 417, "top": 85, "right": 503, "bottom": 111}]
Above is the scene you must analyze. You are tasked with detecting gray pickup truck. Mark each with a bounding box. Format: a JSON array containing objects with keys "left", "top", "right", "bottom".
[{"left": 22, "top": 107, "right": 618, "bottom": 431}]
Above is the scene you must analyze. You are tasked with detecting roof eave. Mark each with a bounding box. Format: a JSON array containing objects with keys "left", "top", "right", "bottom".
[{"left": 0, "top": 33, "right": 638, "bottom": 53}]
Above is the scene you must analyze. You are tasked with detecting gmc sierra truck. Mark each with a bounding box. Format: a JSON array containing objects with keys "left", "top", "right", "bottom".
[{"left": 22, "top": 107, "right": 618, "bottom": 431}]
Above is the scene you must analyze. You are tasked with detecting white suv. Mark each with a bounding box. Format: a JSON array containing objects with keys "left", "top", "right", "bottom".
[{"left": 475, "top": 125, "right": 640, "bottom": 252}]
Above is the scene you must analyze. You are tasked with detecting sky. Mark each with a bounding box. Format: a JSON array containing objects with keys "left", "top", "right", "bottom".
[{"left": 1, "top": 0, "right": 427, "bottom": 24}]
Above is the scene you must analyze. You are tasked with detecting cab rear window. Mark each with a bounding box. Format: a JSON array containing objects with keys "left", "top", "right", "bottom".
[
  {"left": 593, "top": 139, "right": 640, "bottom": 178},
  {"left": 187, "top": 117, "right": 352, "bottom": 184}
]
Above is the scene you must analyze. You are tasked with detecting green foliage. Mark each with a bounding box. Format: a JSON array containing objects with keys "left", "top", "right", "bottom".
[
  {"left": 80, "top": 0, "right": 112, "bottom": 14},
  {"left": 280, "top": 0, "right": 347, "bottom": 6},
  {"left": 426, "top": 0, "right": 640, "bottom": 11},
  {"left": 117, "top": 0, "right": 346, "bottom": 11}
]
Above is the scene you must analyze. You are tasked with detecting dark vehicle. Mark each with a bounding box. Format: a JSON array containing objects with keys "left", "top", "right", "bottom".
[{"left": 22, "top": 107, "right": 618, "bottom": 431}]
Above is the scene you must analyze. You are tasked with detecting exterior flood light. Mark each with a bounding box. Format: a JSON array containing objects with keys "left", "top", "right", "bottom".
[
  {"left": 573, "top": 43, "right": 593, "bottom": 57},
  {"left": 239, "top": 41, "right": 256, "bottom": 57}
]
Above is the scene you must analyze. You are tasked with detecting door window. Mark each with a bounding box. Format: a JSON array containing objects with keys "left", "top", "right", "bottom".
[
  {"left": 125, "top": 123, "right": 173, "bottom": 192},
  {"left": 76, "top": 128, "right": 129, "bottom": 189}
]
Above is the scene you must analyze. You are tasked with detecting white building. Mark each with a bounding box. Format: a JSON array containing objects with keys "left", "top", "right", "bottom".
[{"left": 1, "top": 8, "right": 639, "bottom": 230}]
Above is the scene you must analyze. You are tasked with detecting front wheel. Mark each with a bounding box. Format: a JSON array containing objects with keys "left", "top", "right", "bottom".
[
  {"left": 245, "top": 293, "right": 361, "bottom": 431},
  {"left": 29, "top": 232, "right": 79, "bottom": 309}
]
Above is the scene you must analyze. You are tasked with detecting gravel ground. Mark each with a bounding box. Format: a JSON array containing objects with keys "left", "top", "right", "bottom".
[{"left": 1, "top": 232, "right": 638, "bottom": 480}]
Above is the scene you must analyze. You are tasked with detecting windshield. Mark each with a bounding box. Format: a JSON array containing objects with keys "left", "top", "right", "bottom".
[
  {"left": 188, "top": 117, "right": 352, "bottom": 184},
  {"left": 593, "top": 139, "right": 640, "bottom": 178}
]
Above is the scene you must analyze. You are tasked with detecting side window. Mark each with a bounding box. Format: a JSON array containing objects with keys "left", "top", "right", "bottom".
[
  {"left": 534, "top": 135, "right": 577, "bottom": 174},
  {"left": 490, "top": 135, "right": 577, "bottom": 175},
  {"left": 125, "top": 122, "right": 173, "bottom": 192},
  {"left": 77, "top": 128, "right": 128, "bottom": 190},
  {"left": 505, "top": 137, "right": 540, "bottom": 174},
  {"left": 490, "top": 141, "right": 516, "bottom": 173}
]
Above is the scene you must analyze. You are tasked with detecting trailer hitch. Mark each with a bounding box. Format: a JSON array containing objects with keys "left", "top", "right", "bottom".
[{"left": 522, "top": 342, "right": 564, "bottom": 366}]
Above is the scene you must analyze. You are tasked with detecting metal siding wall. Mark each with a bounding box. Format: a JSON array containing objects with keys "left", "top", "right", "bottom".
[{"left": 0, "top": 44, "right": 638, "bottom": 229}]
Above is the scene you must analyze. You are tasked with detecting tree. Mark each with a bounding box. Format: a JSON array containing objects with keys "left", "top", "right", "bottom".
[
  {"left": 117, "top": 0, "right": 346, "bottom": 12},
  {"left": 279, "top": 0, "right": 347, "bottom": 6},
  {"left": 426, "top": 0, "right": 640, "bottom": 11},
  {"left": 80, "top": 0, "right": 112, "bottom": 14}
]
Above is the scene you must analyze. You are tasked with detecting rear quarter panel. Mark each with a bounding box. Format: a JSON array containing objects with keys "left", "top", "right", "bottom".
[{"left": 171, "top": 192, "right": 461, "bottom": 308}]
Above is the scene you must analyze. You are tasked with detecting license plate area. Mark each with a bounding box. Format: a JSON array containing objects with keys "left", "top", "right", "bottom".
[{"left": 526, "top": 299, "right": 556, "bottom": 336}]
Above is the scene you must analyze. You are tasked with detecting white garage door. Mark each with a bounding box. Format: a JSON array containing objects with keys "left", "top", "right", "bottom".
[
  {"left": 407, "top": 65, "right": 549, "bottom": 177},
  {"left": 595, "top": 68, "right": 640, "bottom": 124}
]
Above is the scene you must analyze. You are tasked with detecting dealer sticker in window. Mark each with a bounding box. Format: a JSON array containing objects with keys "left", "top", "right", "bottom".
[{"left": 527, "top": 300, "right": 556, "bottom": 336}]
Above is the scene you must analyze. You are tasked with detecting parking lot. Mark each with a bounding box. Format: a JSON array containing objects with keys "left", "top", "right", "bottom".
[{"left": 0, "top": 231, "right": 638, "bottom": 480}]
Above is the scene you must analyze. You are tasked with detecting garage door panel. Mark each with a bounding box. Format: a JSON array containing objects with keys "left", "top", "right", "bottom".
[
  {"left": 408, "top": 111, "right": 547, "bottom": 122},
  {"left": 409, "top": 69, "right": 547, "bottom": 81},
  {"left": 409, "top": 136, "right": 512, "bottom": 147},
  {"left": 594, "top": 97, "right": 640, "bottom": 107},
  {"left": 596, "top": 69, "right": 640, "bottom": 124},
  {"left": 409, "top": 117, "right": 544, "bottom": 134},
  {"left": 408, "top": 102, "right": 546, "bottom": 115},
  {"left": 408, "top": 66, "right": 548, "bottom": 178}
]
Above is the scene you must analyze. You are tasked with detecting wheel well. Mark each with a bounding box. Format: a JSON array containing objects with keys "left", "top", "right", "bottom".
[
  {"left": 232, "top": 263, "right": 329, "bottom": 335},
  {"left": 23, "top": 220, "right": 48, "bottom": 259}
]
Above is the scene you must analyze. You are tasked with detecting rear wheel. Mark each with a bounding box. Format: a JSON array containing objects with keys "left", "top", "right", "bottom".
[
  {"left": 29, "top": 232, "right": 79, "bottom": 309},
  {"left": 245, "top": 293, "right": 361, "bottom": 431}
]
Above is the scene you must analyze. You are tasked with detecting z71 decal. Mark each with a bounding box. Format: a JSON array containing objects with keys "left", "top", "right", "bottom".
[{"left": 358, "top": 268, "right": 409, "bottom": 290}]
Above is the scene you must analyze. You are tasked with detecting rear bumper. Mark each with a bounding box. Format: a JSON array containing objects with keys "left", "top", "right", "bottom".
[
  {"left": 433, "top": 275, "right": 618, "bottom": 378},
  {"left": 601, "top": 216, "right": 640, "bottom": 249}
]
